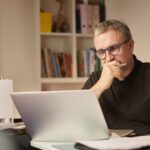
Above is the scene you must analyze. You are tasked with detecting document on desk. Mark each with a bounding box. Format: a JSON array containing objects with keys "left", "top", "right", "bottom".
[
  {"left": 31, "top": 141, "right": 75, "bottom": 150},
  {"left": 75, "top": 135, "right": 150, "bottom": 150}
]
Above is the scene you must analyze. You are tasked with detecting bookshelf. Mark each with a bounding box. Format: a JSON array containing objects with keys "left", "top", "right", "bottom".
[
  {"left": 37, "top": 0, "right": 102, "bottom": 90},
  {"left": 37, "top": 0, "right": 102, "bottom": 91},
  {"left": 0, "top": 0, "right": 102, "bottom": 91}
]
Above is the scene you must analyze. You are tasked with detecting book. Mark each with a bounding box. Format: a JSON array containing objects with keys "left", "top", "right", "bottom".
[
  {"left": 57, "top": 52, "right": 66, "bottom": 77},
  {"left": 52, "top": 52, "right": 59, "bottom": 77},
  {"left": 43, "top": 48, "right": 51, "bottom": 77},
  {"left": 55, "top": 52, "right": 62, "bottom": 77},
  {"left": 41, "top": 49, "right": 47, "bottom": 77},
  {"left": 47, "top": 49, "right": 55, "bottom": 77},
  {"left": 77, "top": 48, "right": 101, "bottom": 77}
]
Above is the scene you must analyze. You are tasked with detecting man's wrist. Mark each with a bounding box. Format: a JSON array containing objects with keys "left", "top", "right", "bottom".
[{"left": 91, "top": 79, "right": 106, "bottom": 98}]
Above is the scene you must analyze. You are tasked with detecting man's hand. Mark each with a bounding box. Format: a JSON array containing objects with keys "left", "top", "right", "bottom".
[
  {"left": 99, "top": 61, "right": 125, "bottom": 90},
  {"left": 91, "top": 61, "right": 126, "bottom": 98}
]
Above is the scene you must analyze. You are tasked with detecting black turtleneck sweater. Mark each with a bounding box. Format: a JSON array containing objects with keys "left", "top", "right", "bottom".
[{"left": 83, "top": 55, "right": 150, "bottom": 135}]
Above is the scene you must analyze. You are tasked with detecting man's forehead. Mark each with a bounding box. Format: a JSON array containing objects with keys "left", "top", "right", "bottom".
[{"left": 94, "top": 30, "right": 124, "bottom": 46}]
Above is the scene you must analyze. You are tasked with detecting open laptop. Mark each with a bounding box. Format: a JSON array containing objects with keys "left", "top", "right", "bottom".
[{"left": 11, "top": 90, "right": 109, "bottom": 149}]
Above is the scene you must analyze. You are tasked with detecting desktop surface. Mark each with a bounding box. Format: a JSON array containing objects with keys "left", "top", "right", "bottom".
[{"left": 1, "top": 129, "right": 150, "bottom": 150}]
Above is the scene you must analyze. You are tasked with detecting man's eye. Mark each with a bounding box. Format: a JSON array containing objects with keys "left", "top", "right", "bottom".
[
  {"left": 110, "top": 46, "right": 119, "bottom": 52},
  {"left": 97, "top": 50, "right": 104, "bottom": 55},
  {"left": 99, "top": 50, "right": 105, "bottom": 54}
]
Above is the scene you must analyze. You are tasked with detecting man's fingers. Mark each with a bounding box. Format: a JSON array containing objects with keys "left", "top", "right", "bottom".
[{"left": 110, "top": 66, "right": 124, "bottom": 81}]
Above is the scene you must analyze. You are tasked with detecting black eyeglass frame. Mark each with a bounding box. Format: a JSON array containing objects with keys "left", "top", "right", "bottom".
[{"left": 96, "top": 38, "right": 130, "bottom": 59}]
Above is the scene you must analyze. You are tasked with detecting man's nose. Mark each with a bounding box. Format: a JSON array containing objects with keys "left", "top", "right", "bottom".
[{"left": 105, "top": 51, "right": 114, "bottom": 62}]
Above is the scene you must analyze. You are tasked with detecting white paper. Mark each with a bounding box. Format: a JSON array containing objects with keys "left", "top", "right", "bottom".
[
  {"left": 78, "top": 135, "right": 150, "bottom": 150},
  {"left": 31, "top": 141, "right": 72, "bottom": 150},
  {"left": 0, "top": 80, "right": 13, "bottom": 119}
]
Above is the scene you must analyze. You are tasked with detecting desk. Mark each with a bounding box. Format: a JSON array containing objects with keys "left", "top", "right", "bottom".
[
  {"left": 1, "top": 129, "right": 150, "bottom": 150},
  {"left": 31, "top": 140, "right": 150, "bottom": 150},
  {"left": 0, "top": 129, "right": 39, "bottom": 150},
  {"left": 0, "top": 129, "right": 76, "bottom": 150}
]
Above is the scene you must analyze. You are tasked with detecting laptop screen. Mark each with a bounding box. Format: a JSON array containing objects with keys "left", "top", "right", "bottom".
[{"left": 11, "top": 90, "right": 109, "bottom": 142}]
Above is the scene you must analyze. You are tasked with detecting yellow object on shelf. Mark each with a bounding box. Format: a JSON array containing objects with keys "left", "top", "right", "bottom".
[{"left": 40, "top": 12, "right": 53, "bottom": 32}]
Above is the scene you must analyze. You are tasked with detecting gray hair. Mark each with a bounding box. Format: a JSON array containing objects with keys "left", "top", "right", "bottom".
[{"left": 94, "top": 19, "right": 132, "bottom": 40}]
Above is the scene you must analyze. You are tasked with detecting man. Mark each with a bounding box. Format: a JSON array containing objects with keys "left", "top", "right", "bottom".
[{"left": 83, "top": 19, "right": 150, "bottom": 135}]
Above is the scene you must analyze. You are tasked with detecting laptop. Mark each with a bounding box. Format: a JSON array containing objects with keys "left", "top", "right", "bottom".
[{"left": 11, "top": 90, "right": 109, "bottom": 149}]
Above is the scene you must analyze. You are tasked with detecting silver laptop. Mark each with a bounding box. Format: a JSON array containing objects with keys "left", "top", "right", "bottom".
[{"left": 11, "top": 90, "right": 109, "bottom": 143}]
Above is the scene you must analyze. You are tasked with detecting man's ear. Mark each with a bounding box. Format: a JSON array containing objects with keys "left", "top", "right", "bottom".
[{"left": 129, "top": 39, "right": 134, "bottom": 53}]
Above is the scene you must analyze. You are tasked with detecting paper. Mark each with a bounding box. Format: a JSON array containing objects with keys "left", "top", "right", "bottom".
[
  {"left": 31, "top": 141, "right": 73, "bottom": 150},
  {"left": 77, "top": 135, "right": 150, "bottom": 150},
  {"left": 109, "top": 129, "right": 134, "bottom": 137}
]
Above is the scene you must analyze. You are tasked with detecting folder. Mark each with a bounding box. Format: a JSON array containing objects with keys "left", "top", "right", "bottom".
[
  {"left": 79, "top": 4, "right": 89, "bottom": 34},
  {"left": 92, "top": 5, "right": 100, "bottom": 31},
  {"left": 87, "top": 4, "right": 93, "bottom": 34},
  {"left": 99, "top": 0, "right": 106, "bottom": 22},
  {"left": 40, "top": 12, "right": 53, "bottom": 32},
  {"left": 76, "top": 4, "right": 81, "bottom": 33}
]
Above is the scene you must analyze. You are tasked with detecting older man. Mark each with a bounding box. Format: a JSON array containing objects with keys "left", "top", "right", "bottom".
[{"left": 83, "top": 19, "right": 150, "bottom": 135}]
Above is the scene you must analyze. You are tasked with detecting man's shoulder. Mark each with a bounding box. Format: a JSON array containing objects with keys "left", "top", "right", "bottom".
[
  {"left": 139, "top": 61, "right": 150, "bottom": 78},
  {"left": 136, "top": 57, "right": 150, "bottom": 68},
  {"left": 140, "top": 61, "right": 150, "bottom": 70},
  {"left": 82, "top": 71, "right": 101, "bottom": 89},
  {"left": 90, "top": 70, "right": 102, "bottom": 78}
]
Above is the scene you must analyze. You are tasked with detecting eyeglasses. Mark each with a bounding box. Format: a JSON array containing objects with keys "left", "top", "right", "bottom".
[{"left": 96, "top": 39, "right": 130, "bottom": 59}]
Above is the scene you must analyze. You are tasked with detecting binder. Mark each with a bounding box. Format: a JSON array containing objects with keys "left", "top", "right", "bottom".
[
  {"left": 79, "top": 4, "right": 89, "bottom": 34},
  {"left": 92, "top": 5, "right": 100, "bottom": 31},
  {"left": 76, "top": 4, "right": 81, "bottom": 33},
  {"left": 87, "top": 4, "right": 93, "bottom": 34},
  {"left": 99, "top": 0, "right": 106, "bottom": 22}
]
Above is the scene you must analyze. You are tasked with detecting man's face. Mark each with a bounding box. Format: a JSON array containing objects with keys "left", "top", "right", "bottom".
[{"left": 94, "top": 29, "right": 134, "bottom": 70}]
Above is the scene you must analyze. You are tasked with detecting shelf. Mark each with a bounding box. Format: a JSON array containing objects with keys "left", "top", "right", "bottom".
[
  {"left": 41, "top": 32, "right": 73, "bottom": 37},
  {"left": 41, "top": 77, "right": 88, "bottom": 84},
  {"left": 40, "top": 0, "right": 100, "bottom": 90},
  {"left": 41, "top": 33, "right": 93, "bottom": 38},
  {"left": 76, "top": 33, "right": 93, "bottom": 38}
]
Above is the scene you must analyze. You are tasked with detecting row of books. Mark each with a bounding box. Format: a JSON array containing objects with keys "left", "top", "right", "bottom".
[
  {"left": 41, "top": 48, "right": 72, "bottom": 78},
  {"left": 77, "top": 48, "right": 101, "bottom": 77}
]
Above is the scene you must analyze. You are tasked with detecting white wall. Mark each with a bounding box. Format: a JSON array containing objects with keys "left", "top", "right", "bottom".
[
  {"left": 0, "top": 0, "right": 149, "bottom": 92},
  {"left": 0, "top": 0, "right": 40, "bottom": 92},
  {"left": 106, "top": 0, "right": 150, "bottom": 62},
  {"left": 0, "top": 0, "right": 41, "bottom": 118}
]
